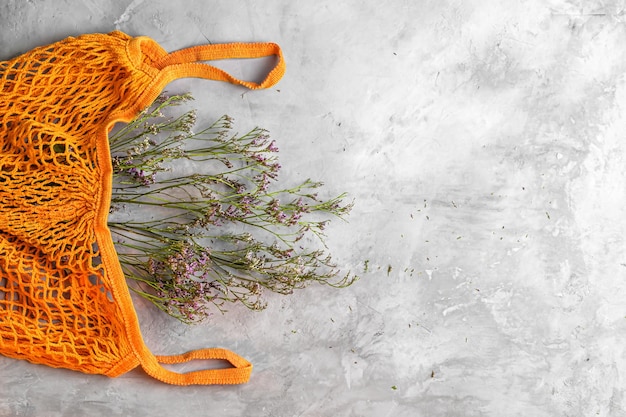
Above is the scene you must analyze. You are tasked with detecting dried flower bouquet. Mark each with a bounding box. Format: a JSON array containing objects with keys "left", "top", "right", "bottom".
[{"left": 107, "top": 94, "right": 355, "bottom": 323}]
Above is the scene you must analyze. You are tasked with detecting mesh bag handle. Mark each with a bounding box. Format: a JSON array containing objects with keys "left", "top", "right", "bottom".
[
  {"left": 151, "top": 41, "right": 285, "bottom": 89},
  {"left": 138, "top": 347, "right": 252, "bottom": 385}
]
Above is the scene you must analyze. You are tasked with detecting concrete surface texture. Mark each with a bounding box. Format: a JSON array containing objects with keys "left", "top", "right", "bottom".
[{"left": 2, "top": 0, "right": 626, "bottom": 416}]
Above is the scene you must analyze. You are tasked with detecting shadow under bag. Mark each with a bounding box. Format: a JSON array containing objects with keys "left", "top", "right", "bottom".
[{"left": 0, "top": 31, "right": 285, "bottom": 385}]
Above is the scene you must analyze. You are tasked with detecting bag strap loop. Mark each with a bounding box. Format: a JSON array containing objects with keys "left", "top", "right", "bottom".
[
  {"left": 139, "top": 346, "right": 252, "bottom": 386},
  {"left": 155, "top": 42, "right": 285, "bottom": 89}
]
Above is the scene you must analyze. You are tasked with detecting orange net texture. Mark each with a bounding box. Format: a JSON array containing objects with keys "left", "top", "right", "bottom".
[{"left": 0, "top": 31, "right": 284, "bottom": 385}]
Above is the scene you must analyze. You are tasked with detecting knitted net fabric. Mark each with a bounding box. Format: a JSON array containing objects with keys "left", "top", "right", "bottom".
[{"left": 0, "top": 31, "right": 284, "bottom": 385}]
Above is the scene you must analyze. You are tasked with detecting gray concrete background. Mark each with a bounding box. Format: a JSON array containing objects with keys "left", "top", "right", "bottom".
[{"left": 3, "top": 0, "right": 626, "bottom": 416}]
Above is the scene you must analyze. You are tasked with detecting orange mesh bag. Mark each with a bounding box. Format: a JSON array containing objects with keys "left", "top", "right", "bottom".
[{"left": 0, "top": 31, "right": 285, "bottom": 385}]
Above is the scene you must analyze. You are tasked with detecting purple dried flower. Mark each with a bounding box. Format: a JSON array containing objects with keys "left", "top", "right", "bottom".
[
  {"left": 127, "top": 166, "right": 155, "bottom": 186},
  {"left": 295, "top": 198, "right": 307, "bottom": 210},
  {"left": 198, "top": 251, "right": 211, "bottom": 266},
  {"left": 288, "top": 212, "right": 303, "bottom": 225},
  {"left": 268, "top": 199, "right": 280, "bottom": 213},
  {"left": 240, "top": 195, "right": 254, "bottom": 214},
  {"left": 276, "top": 211, "right": 287, "bottom": 223},
  {"left": 267, "top": 140, "right": 279, "bottom": 153},
  {"left": 251, "top": 133, "right": 270, "bottom": 146},
  {"left": 252, "top": 153, "right": 267, "bottom": 164},
  {"left": 224, "top": 205, "right": 239, "bottom": 219},
  {"left": 254, "top": 173, "right": 271, "bottom": 192},
  {"left": 265, "top": 163, "right": 281, "bottom": 179}
]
